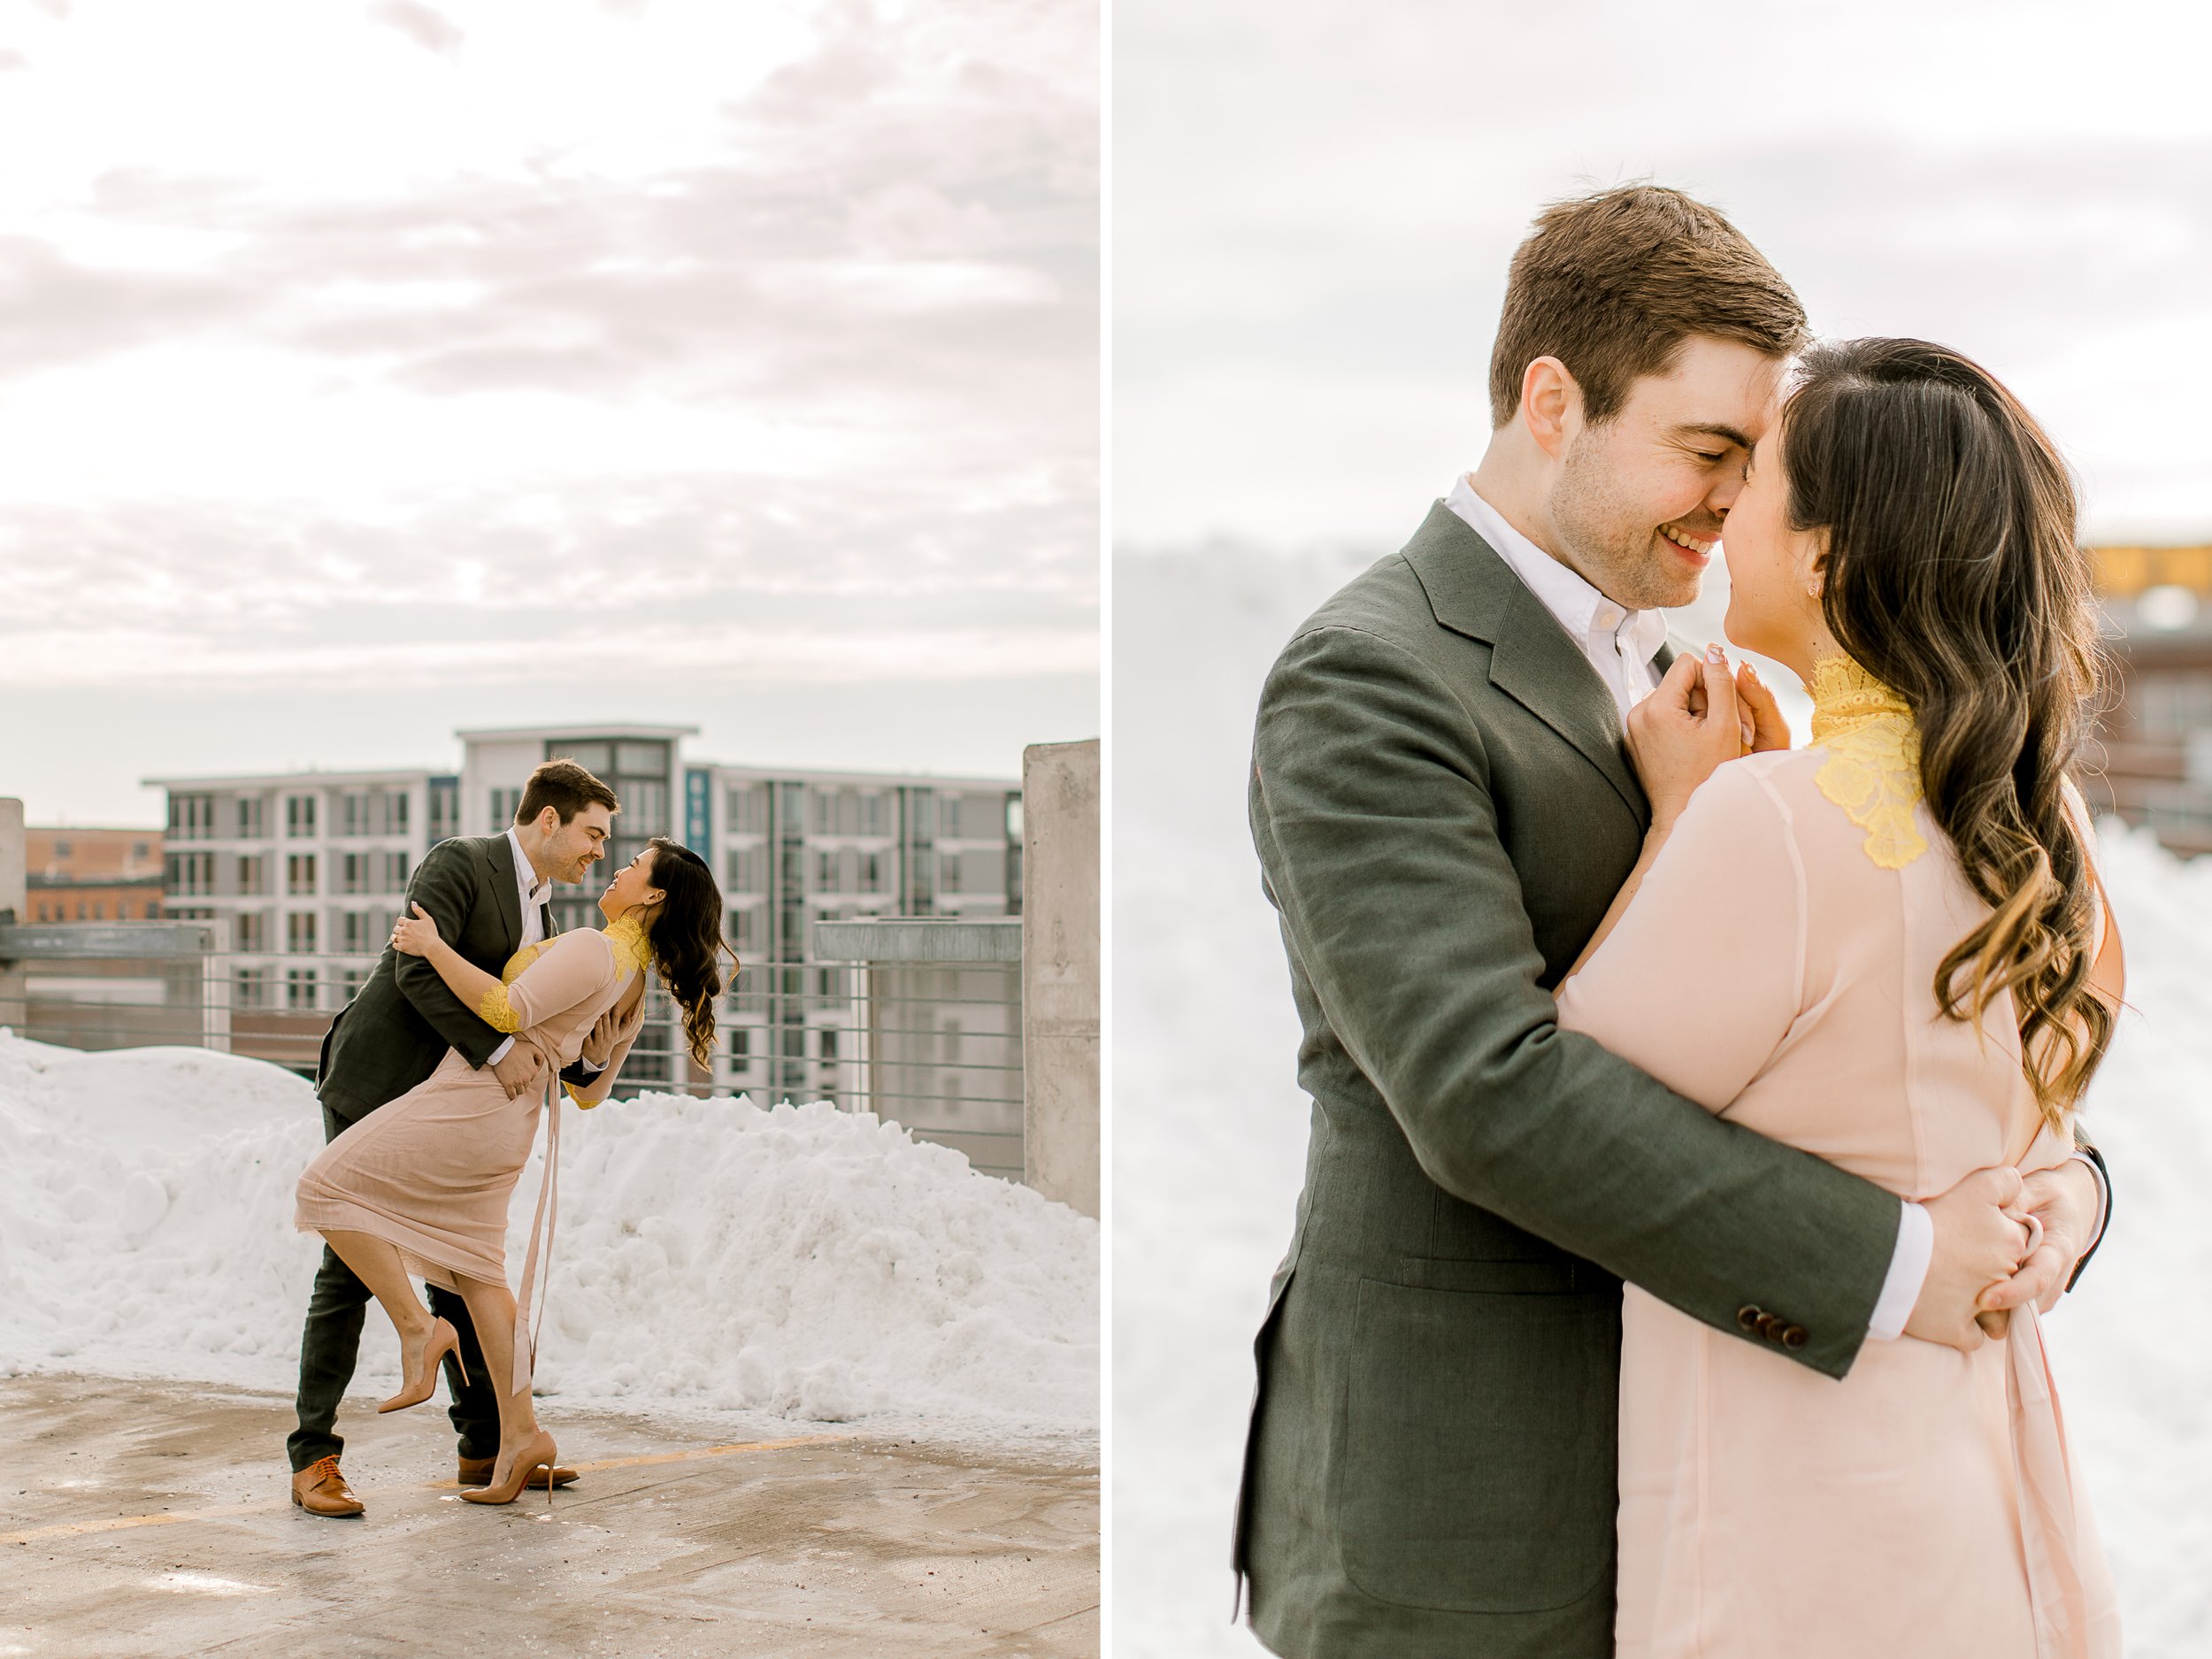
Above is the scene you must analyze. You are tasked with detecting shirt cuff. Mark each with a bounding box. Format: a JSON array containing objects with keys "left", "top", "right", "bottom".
[
  {"left": 486, "top": 1036, "right": 514, "bottom": 1065},
  {"left": 2068, "top": 1148, "right": 2110, "bottom": 1256},
  {"left": 1866, "top": 1199, "right": 1933, "bottom": 1343},
  {"left": 577, "top": 1056, "right": 606, "bottom": 1076}
]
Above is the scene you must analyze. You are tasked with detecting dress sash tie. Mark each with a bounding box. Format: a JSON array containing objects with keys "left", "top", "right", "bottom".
[
  {"left": 508, "top": 1046, "right": 563, "bottom": 1397},
  {"left": 2007, "top": 1304, "right": 2120, "bottom": 1659}
]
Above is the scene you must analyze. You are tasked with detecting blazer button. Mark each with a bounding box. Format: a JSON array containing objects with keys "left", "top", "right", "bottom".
[
  {"left": 1781, "top": 1325, "right": 1809, "bottom": 1348},
  {"left": 1755, "top": 1313, "right": 1782, "bottom": 1340},
  {"left": 1738, "top": 1306, "right": 1763, "bottom": 1333}
]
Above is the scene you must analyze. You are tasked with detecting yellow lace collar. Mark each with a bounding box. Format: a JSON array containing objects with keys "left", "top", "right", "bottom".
[
  {"left": 604, "top": 910, "right": 655, "bottom": 979},
  {"left": 1809, "top": 653, "right": 1929, "bottom": 870}
]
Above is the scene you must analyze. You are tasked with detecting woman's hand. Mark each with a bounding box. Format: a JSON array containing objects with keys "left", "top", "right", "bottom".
[
  {"left": 1735, "top": 660, "right": 1792, "bottom": 753},
  {"left": 390, "top": 902, "right": 443, "bottom": 957},
  {"left": 580, "top": 997, "right": 645, "bottom": 1068},
  {"left": 1626, "top": 643, "right": 1747, "bottom": 831}
]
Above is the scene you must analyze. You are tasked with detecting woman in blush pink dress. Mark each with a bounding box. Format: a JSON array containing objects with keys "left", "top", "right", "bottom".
[
  {"left": 295, "top": 837, "right": 733, "bottom": 1504},
  {"left": 1555, "top": 339, "right": 2124, "bottom": 1659}
]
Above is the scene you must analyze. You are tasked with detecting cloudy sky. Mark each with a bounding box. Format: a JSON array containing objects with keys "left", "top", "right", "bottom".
[
  {"left": 1118, "top": 0, "right": 2212, "bottom": 554},
  {"left": 0, "top": 0, "right": 1097, "bottom": 824}
]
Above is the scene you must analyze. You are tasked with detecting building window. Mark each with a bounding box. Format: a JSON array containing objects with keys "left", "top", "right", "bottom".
[
  {"left": 340, "top": 794, "right": 367, "bottom": 837},
  {"left": 816, "top": 850, "right": 839, "bottom": 892},
  {"left": 627, "top": 780, "right": 670, "bottom": 838},
  {"left": 286, "top": 795, "right": 317, "bottom": 838},
  {"left": 860, "top": 852, "right": 881, "bottom": 893},
  {"left": 491, "top": 787, "right": 522, "bottom": 828},
  {"left": 726, "top": 784, "right": 766, "bottom": 834},
  {"left": 234, "top": 797, "right": 265, "bottom": 839},
  {"left": 145, "top": 899, "right": 161, "bottom": 918},
  {"left": 234, "top": 911, "right": 265, "bottom": 953},
  {"left": 388, "top": 793, "right": 410, "bottom": 834},
  {"left": 170, "top": 795, "right": 215, "bottom": 840},
  {"left": 342, "top": 968, "right": 367, "bottom": 1003},
  {"left": 342, "top": 853, "right": 365, "bottom": 895},
  {"left": 287, "top": 968, "right": 317, "bottom": 1010},
  {"left": 941, "top": 851, "right": 961, "bottom": 894},
  {"left": 862, "top": 793, "right": 883, "bottom": 835},
  {"left": 167, "top": 851, "right": 215, "bottom": 896},
  {"left": 234, "top": 967, "right": 268, "bottom": 1010},
  {"left": 944, "top": 797, "right": 964, "bottom": 840},
  {"left": 288, "top": 911, "right": 318, "bottom": 954},
  {"left": 288, "top": 854, "right": 317, "bottom": 896},
  {"left": 236, "top": 855, "right": 266, "bottom": 895},
  {"left": 819, "top": 1025, "right": 838, "bottom": 1063},
  {"left": 428, "top": 779, "right": 460, "bottom": 843},
  {"left": 385, "top": 851, "right": 409, "bottom": 892}
]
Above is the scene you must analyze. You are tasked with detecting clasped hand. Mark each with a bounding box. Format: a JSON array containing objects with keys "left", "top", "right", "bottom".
[
  {"left": 1908, "top": 1159, "right": 2101, "bottom": 1351},
  {"left": 1624, "top": 644, "right": 1791, "bottom": 827}
]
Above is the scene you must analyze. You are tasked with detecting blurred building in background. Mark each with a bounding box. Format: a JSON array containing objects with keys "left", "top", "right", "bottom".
[
  {"left": 2088, "top": 544, "right": 2212, "bottom": 856},
  {"left": 147, "top": 724, "right": 1022, "bottom": 1102},
  {"left": 23, "top": 827, "right": 165, "bottom": 925}
]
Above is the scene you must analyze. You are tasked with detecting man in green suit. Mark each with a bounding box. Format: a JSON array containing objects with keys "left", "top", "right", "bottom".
[
  {"left": 1235, "top": 186, "right": 2110, "bottom": 1655},
  {"left": 287, "top": 758, "right": 622, "bottom": 1517}
]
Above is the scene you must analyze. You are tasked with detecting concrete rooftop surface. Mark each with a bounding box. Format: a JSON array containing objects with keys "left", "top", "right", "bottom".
[{"left": 0, "top": 1374, "right": 1098, "bottom": 1659}]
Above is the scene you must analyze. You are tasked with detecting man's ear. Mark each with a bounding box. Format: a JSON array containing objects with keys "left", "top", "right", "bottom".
[{"left": 1519, "top": 356, "right": 1581, "bottom": 459}]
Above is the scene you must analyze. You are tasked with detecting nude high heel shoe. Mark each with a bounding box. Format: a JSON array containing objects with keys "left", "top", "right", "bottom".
[
  {"left": 377, "top": 1317, "right": 467, "bottom": 1415},
  {"left": 460, "top": 1428, "right": 558, "bottom": 1506}
]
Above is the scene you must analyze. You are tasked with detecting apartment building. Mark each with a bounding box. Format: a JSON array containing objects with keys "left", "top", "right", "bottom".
[{"left": 150, "top": 724, "right": 1022, "bottom": 1096}]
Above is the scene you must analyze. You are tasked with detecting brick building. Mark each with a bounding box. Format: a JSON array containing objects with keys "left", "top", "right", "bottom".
[
  {"left": 2084, "top": 544, "right": 2212, "bottom": 856},
  {"left": 24, "top": 826, "right": 166, "bottom": 925}
]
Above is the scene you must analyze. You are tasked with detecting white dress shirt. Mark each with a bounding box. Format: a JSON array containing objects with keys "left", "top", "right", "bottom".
[
  {"left": 483, "top": 826, "right": 552, "bottom": 1068},
  {"left": 1445, "top": 475, "right": 1671, "bottom": 720},
  {"left": 1445, "top": 474, "right": 1939, "bottom": 1341}
]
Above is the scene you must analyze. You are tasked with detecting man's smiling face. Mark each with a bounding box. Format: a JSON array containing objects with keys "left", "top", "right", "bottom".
[{"left": 1545, "top": 335, "right": 1787, "bottom": 611}]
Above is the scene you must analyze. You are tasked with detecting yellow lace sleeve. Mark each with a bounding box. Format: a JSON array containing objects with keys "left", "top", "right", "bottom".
[
  {"left": 476, "top": 986, "right": 521, "bottom": 1033},
  {"left": 1812, "top": 726, "right": 1929, "bottom": 870},
  {"left": 1809, "top": 655, "right": 1930, "bottom": 870}
]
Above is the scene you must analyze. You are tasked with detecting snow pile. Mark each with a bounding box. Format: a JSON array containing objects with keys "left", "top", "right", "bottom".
[
  {"left": 0, "top": 1047, "right": 1097, "bottom": 1440},
  {"left": 1115, "top": 543, "right": 2212, "bottom": 1659}
]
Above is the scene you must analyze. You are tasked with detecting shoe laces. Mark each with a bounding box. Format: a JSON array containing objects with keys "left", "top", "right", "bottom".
[{"left": 304, "top": 1455, "right": 345, "bottom": 1485}]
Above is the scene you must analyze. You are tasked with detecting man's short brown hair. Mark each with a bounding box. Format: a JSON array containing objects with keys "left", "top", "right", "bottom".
[
  {"left": 516, "top": 759, "right": 619, "bottom": 826},
  {"left": 1488, "top": 184, "right": 1809, "bottom": 428}
]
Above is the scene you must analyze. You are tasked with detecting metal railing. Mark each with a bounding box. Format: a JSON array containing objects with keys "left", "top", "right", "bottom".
[{"left": 0, "top": 921, "right": 1026, "bottom": 1179}]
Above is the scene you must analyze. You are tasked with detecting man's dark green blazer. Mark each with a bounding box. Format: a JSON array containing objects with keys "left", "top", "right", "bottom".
[
  {"left": 1235, "top": 505, "right": 1907, "bottom": 1657},
  {"left": 316, "top": 832, "right": 561, "bottom": 1125}
]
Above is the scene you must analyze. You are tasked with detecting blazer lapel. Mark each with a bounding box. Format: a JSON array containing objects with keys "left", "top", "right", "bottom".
[
  {"left": 483, "top": 832, "right": 526, "bottom": 954},
  {"left": 1401, "top": 501, "right": 1647, "bottom": 819}
]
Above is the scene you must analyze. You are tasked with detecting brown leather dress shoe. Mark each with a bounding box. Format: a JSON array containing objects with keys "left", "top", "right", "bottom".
[
  {"left": 291, "top": 1455, "right": 365, "bottom": 1517},
  {"left": 458, "top": 1454, "right": 578, "bottom": 1490}
]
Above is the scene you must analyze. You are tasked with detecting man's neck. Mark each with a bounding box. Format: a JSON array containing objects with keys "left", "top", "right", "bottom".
[
  {"left": 509, "top": 825, "right": 555, "bottom": 887},
  {"left": 1464, "top": 444, "right": 1564, "bottom": 566}
]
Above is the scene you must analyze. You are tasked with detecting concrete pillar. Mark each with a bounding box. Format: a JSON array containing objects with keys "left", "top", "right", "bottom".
[
  {"left": 1021, "top": 740, "right": 1099, "bottom": 1217},
  {"left": 0, "top": 798, "right": 24, "bottom": 1033}
]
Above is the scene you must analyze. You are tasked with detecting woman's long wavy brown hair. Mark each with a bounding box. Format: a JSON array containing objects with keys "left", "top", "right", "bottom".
[
  {"left": 638, "top": 837, "right": 736, "bottom": 1070},
  {"left": 1781, "top": 338, "right": 2111, "bottom": 1130}
]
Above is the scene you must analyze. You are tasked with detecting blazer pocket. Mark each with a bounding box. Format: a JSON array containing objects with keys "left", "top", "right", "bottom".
[{"left": 1335, "top": 1275, "right": 1617, "bottom": 1614}]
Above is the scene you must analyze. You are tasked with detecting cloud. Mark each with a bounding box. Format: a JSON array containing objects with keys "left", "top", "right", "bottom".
[
  {"left": 0, "top": 49, "right": 29, "bottom": 72},
  {"left": 365, "top": 0, "right": 464, "bottom": 58},
  {"left": 0, "top": 234, "right": 252, "bottom": 377}
]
